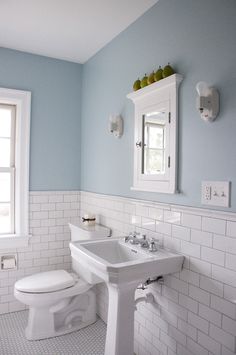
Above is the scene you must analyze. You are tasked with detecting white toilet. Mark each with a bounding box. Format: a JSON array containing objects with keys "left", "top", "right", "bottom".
[{"left": 14, "top": 223, "right": 110, "bottom": 340}]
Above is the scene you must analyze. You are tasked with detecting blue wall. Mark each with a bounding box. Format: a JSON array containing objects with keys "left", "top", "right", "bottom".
[
  {"left": 1, "top": 0, "right": 236, "bottom": 210},
  {"left": 80, "top": 0, "right": 236, "bottom": 211},
  {"left": 0, "top": 47, "right": 82, "bottom": 191}
]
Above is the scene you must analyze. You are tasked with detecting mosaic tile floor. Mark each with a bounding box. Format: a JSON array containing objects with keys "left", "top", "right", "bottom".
[{"left": 0, "top": 310, "right": 106, "bottom": 355}]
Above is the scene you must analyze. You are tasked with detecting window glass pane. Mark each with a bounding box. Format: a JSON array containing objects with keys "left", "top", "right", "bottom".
[
  {"left": 0, "top": 173, "right": 11, "bottom": 202},
  {"left": 0, "top": 203, "right": 11, "bottom": 234},
  {"left": 148, "top": 125, "right": 164, "bottom": 149},
  {"left": 0, "top": 138, "right": 11, "bottom": 167},
  {"left": 144, "top": 149, "right": 164, "bottom": 174},
  {"left": 0, "top": 108, "right": 11, "bottom": 138},
  {"left": 143, "top": 111, "right": 166, "bottom": 175}
]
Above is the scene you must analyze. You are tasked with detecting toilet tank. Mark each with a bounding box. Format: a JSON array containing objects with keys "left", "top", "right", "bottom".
[{"left": 69, "top": 222, "right": 111, "bottom": 242}]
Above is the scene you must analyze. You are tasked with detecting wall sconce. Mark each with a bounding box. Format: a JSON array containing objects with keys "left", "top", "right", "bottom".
[
  {"left": 196, "top": 81, "right": 219, "bottom": 122},
  {"left": 108, "top": 114, "right": 123, "bottom": 138}
]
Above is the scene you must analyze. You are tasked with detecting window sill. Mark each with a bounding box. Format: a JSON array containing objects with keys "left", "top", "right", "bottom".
[
  {"left": 0, "top": 234, "right": 31, "bottom": 249},
  {"left": 131, "top": 185, "right": 176, "bottom": 194}
]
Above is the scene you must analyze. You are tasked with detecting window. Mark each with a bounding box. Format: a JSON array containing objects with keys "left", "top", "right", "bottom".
[
  {"left": 0, "top": 104, "right": 16, "bottom": 234},
  {"left": 0, "top": 88, "right": 31, "bottom": 248},
  {"left": 127, "top": 74, "right": 183, "bottom": 193}
]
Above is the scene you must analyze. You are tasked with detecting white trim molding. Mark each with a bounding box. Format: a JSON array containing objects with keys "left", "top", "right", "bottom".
[
  {"left": 0, "top": 87, "right": 31, "bottom": 248},
  {"left": 0, "top": 235, "right": 30, "bottom": 249}
]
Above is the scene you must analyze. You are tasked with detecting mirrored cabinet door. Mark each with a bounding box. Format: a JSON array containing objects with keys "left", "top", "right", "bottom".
[
  {"left": 127, "top": 74, "right": 183, "bottom": 193},
  {"left": 139, "top": 102, "right": 170, "bottom": 181}
]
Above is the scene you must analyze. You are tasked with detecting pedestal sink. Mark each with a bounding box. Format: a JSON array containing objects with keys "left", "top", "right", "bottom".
[{"left": 70, "top": 238, "right": 184, "bottom": 355}]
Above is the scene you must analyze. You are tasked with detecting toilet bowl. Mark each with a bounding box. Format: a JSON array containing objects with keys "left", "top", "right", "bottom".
[
  {"left": 14, "top": 222, "right": 110, "bottom": 340},
  {"left": 14, "top": 269, "right": 96, "bottom": 340}
]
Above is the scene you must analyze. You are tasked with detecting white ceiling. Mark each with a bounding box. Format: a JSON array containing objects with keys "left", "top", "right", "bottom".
[{"left": 0, "top": 0, "right": 158, "bottom": 64}]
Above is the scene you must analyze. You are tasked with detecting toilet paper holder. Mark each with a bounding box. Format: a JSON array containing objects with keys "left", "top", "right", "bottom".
[{"left": 1, "top": 254, "right": 17, "bottom": 270}]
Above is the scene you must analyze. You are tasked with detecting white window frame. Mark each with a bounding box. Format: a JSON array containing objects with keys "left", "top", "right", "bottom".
[
  {"left": 0, "top": 104, "right": 16, "bottom": 234},
  {"left": 0, "top": 88, "right": 31, "bottom": 248},
  {"left": 127, "top": 74, "right": 183, "bottom": 194}
]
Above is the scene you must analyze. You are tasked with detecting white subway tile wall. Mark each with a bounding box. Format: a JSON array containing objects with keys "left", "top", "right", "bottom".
[
  {"left": 0, "top": 191, "right": 80, "bottom": 315},
  {"left": 0, "top": 189, "right": 236, "bottom": 355},
  {"left": 80, "top": 191, "right": 236, "bottom": 355}
]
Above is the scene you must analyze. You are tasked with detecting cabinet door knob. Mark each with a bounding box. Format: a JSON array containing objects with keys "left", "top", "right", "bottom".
[{"left": 136, "top": 141, "right": 142, "bottom": 148}]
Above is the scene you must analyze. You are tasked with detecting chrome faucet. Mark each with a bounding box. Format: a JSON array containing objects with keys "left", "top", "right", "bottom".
[{"left": 125, "top": 233, "right": 158, "bottom": 252}]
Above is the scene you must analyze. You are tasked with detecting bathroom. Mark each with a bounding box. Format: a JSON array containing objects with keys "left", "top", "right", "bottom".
[{"left": 0, "top": 0, "right": 236, "bottom": 354}]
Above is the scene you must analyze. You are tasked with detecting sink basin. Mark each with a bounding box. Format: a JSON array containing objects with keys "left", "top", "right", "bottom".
[
  {"left": 70, "top": 237, "right": 184, "bottom": 285},
  {"left": 70, "top": 237, "right": 184, "bottom": 355}
]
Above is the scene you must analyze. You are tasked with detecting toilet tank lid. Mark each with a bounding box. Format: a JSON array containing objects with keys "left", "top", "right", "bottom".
[
  {"left": 15, "top": 270, "right": 75, "bottom": 293},
  {"left": 69, "top": 222, "right": 111, "bottom": 240}
]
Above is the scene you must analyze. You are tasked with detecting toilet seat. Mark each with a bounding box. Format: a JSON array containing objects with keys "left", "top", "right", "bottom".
[
  {"left": 15, "top": 270, "right": 76, "bottom": 293},
  {"left": 14, "top": 272, "right": 92, "bottom": 309}
]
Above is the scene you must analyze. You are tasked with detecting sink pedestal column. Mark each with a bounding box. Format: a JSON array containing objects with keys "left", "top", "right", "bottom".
[{"left": 104, "top": 281, "right": 139, "bottom": 355}]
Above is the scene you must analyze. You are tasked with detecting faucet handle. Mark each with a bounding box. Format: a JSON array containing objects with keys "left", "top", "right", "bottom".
[
  {"left": 133, "top": 231, "right": 140, "bottom": 237},
  {"left": 125, "top": 231, "right": 140, "bottom": 244},
  {"left": 148, "top": 238, "right": 158, "bottom": 252},
  {"left": 130, "top": 234, "right": 140, "bottom": 244},
  {"left": 129, "top": 231, "right": 139, "bottom": 237}
]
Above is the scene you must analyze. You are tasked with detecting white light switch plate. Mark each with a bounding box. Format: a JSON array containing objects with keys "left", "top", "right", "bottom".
[{"left": 201, "top": 181, "right": 230, "bottom": 207}]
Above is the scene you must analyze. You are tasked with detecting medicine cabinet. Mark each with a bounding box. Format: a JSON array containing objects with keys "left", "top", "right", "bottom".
[{"left": 127, "top": 74, "right": 183, "bottom": 193}]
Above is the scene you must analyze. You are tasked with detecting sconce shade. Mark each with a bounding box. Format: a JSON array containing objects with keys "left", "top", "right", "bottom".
[
  {"left": 108, "top": 114, "right": 123, "bottom": 138},
  {"left": 196, "top": 81, "right": 211, "bottom": 97},
  {"left": 196, "top": 82, "right": 219, "bottom": 122}
]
